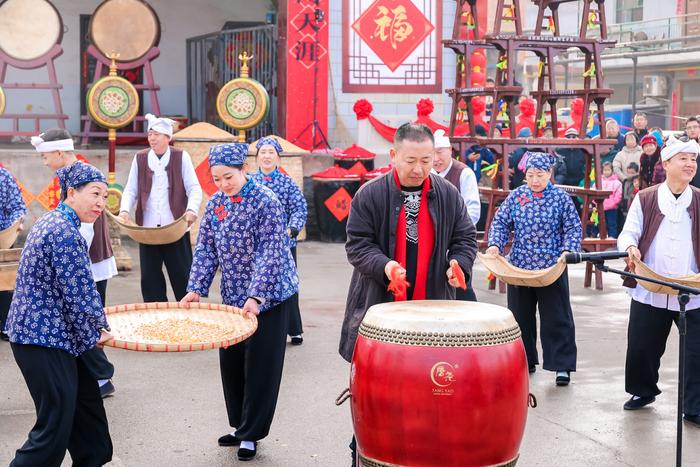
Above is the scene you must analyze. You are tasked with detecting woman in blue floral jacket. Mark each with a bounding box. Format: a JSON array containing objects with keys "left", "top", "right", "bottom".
[
  {"left": 0, "top": 165, "right": 27, "bottom": 341},
  {"left": 486, "top": 152, "right": 582, "bottom": 387},
  {"left": 5, "top": 162, "right": 113, "bottom": 467},
  {"left": 249, "top": 137, "right": 308, "bottom": 345},
  {"left": 181, "top": 142, "right": 298, "bottom": 462}
]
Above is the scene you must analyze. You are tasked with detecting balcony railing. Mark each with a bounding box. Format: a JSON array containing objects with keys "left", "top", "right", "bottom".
[{"left": 606, "top": 13, "right": 700, "bottom": 53}]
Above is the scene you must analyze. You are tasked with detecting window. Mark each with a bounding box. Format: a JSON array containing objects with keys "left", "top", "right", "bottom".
[{"left": 616, "top": 0, "right": 644, "bottom": 23}]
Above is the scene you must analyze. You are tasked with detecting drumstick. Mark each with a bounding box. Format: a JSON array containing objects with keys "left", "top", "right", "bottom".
[
  {"left": 387, "top": 267, "right": 410, "bottom": 297},
  {"left": 450, "top": 260, "right": 467, "bottom": 290}
]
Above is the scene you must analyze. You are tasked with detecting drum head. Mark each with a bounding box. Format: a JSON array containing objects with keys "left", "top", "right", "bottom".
[
  {"left": 363, "top": 300, "right": 518, "bottom": 335},
  {"left": 0, "top": 0, "right": 62, "bottom": 61},
  {"left": 89, "top": 0, "right": 161, "bottom": 62}
]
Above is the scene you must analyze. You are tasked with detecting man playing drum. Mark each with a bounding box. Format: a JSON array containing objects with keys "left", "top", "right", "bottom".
[
  {"left": 340, "top": 123, "right": 478, "bottom": 464},
  {"left": 32, "top": 128, "right": 118, "bottom": 398},
  {"left": 617, "top": 139, "right": 700, "bottom": 427},
  {"left": 486, "top": 152, "right": 582, "bottom": 386},
  {"left": 119, "top": 114, "right": 202, "bottom": 302}
]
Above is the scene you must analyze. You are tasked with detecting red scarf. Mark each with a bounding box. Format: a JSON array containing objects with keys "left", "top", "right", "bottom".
[{"left": 393, "top": 170, "right": 434, "bottom": 301}]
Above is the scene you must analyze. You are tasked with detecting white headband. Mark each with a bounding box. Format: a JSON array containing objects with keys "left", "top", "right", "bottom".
[
  {"left": 145, "top": 113, "right": 176, "bottom": 138},
  {"left": 660, "top": 137, "right": 700, "bottom": 162},
  {"left": 31, "top": 136, "right": 74, "bottom": 153},
  {"left": 434, "top": 129, "right": 451, "bottom": 149}
]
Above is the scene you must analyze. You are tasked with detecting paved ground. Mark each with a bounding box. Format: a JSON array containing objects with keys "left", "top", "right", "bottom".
[{"left": 1, "top": 241, "right": 699, "bottom": 466}]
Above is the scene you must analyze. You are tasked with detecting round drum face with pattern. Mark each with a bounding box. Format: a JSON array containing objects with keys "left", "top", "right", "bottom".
[
  {"left": 216, "top": 78, "right": 270, "bottom": 130},
  {"left": 87, "top": 76, "right": 140, "bottom": 129},
  {"left": 89, "top": 0, "right": 160, "bottom": 63},
  {"left": 0, "top": 0, "right": 63, "bottom": 61}
]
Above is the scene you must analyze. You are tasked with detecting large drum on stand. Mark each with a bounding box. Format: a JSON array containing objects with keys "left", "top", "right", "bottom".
[{"left": 350, "top": 301, "right": 529, "bottom": 466}]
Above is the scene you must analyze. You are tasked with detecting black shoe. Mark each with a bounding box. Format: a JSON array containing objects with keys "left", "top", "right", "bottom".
[
  {"left": 528, "top": 365, "right": 536, "bottom": 374},
  {"left": 0, "top": 331, "right": 9, "bottom": 342},
  {"left": 623, "top": 395, "right": 656, "bottom": 410},
  {"left": 683, "top": 414, "right": 700, "bottom": 428},
  {"left": 218, "top": 433, "right": 241, "bottom": 446},
  {"left": 290, "top": 336, "right": 303, "bottom": 345},
  {"left": 99, "top": 380, "right": 115, "bottom": 398},
  {"left": 237, "top": 442, "right": 257, "bottom": 461},
  {"left": 555, "top": 371, "right": 570, "bottom": 386}
]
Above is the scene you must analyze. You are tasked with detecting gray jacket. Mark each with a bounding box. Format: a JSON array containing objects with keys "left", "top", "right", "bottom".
[{"left": 338, "top": 171, "right": 478, "bottom": 362}]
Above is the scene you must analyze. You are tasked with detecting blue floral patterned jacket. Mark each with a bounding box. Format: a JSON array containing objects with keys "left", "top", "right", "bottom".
[
  {"left": 0, "top": 167, "right": 27, "bottom": 230},
  {"left": 488, "top": 183, "right": 582, "bottom": 270},
  {"left": 5, "top": 203, "right": 108, "bottom": 356},
  {"left": 249, "top": 168, "right": 308, "bottom": 248},
  {"left": 186, "top": 180, "right": 299, "bottom": 312}
]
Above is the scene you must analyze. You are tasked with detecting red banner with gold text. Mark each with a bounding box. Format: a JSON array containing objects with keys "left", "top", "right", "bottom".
[{"left": 282, "top": 0, "right": 329, "bottom": 150}]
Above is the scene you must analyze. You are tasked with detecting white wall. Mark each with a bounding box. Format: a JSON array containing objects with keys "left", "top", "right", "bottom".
[
  {"left": 326, "top": 1, "right": 456, "bottom": 149},
  {"left": 1, "top": 0, "right": 275, "bottom": 134}
]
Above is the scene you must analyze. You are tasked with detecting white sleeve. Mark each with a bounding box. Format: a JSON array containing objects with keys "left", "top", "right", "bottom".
[
  {"left": 460, "top": 167, "right": 481, "bottom": 226},
  {"left": 119, "top": 156, "right": 139, "bottom": 214},
  {"left": 617, "top": 195, "right": 643, "bottom": 252},
  {"left": 181, "top": 150, "right": 203, "bottom": 213},
  {"left": 79, "top": 222, "right": 96, "bottom": 250}
]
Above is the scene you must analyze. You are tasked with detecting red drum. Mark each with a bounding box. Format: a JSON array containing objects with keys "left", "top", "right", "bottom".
[{"left": 350, "top": 300, "right": 529, "bottom": 466}]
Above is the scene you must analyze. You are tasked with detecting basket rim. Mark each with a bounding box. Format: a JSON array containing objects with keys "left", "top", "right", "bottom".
[{"left": 103, "top": 301, "right": 257, "bottom": 352}]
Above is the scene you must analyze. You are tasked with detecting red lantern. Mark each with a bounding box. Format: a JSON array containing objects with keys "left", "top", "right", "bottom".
[
  {"left": 470, "top": 52, "right": 486, "bottom": 70},
  {"left": 470, "top": 71, "right": 485, "bottom": 87}
]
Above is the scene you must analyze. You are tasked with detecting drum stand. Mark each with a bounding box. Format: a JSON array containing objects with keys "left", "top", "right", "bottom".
[
  {"left": 0, "top": 45, "right": 68, "bottom": 137},
  {"left": 79, "top": 44, "right": 162, "bottom": 146},
  {"left": 591, "top": 259, "right": 700, "bottom": 467}
]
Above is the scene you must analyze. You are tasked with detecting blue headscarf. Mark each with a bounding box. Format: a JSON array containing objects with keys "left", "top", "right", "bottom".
[
  {"left": 208, "top": 143, "right": 248, "bottom": 168},
  {"left": 255, "top": 137, "right": 283, "bottom": 155},
  {"left": 524, "top": 151, "right": 556, "bottom": 171},
  {"left": 56, "top": 162, "right": 106, "bottom": 194}
]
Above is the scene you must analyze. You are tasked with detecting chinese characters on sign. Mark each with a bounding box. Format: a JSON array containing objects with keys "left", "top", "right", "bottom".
[
  {"left": 284, "top": 0, "right": 329, "bottom": 149},
  {"left": 343, "top": 0, "right": 441, "bottom": 92},
  {"left": 372, "top": 5, "right": 413, "bottom": 50}
]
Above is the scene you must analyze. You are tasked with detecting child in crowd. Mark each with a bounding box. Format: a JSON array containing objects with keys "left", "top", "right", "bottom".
[{"left": 600, "top": 162, "right": 622, "bottom": 238}]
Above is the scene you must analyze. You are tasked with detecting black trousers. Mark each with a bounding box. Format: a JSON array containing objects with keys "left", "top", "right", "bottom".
[
  {"left": 288, "top": 247, "right": 303, "bottom": 336},
  {"left": 10, "top": 344, "right": 112, "bottom": 467},
  {"left": 80, "top": 279, "right": 114, "bottom": 381},
  {"left": 139, "top": 232, "right": 192, "bottom": 302},
  {"left": 507, "top": 269, "right": 577, "bottom": 372},
  {"left": 625, "top": 299, "right": 700, "bottom": 415},
  {"left": 220, "top": 298, "right": 290, "bottom": 441},
  {"left": 456, "top": 276, "right": 477, "bottom": 302},
  {"left": 0, "top": 290, "right": 12, "bottom": 331}
]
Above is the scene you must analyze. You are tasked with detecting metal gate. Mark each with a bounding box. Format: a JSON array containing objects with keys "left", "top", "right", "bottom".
[{"left": 186, "top": 25, "right": 277, "bottom": 141}]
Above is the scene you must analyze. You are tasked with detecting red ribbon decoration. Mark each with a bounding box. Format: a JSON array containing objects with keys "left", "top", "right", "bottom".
[
  {"left": 450, "top": 260, "right": 467, "bottom": 290},
  {"left": 387, "top": 267, "right": 410, "bottom": 298}
]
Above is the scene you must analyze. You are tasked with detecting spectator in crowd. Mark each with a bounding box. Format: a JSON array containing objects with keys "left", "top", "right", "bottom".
[
  {"left": 600, "top": 162, "right": 623, "bottom": 238},
  {"left": 557, "top": 128, "right": 586, "bottom": 187},
  {"left": 618, "top": 162, "right": 640, "bottom": 228},
  {"left": 465, "top": 124, "right": 495, "bottom": 183},
  {"left": 639, "top": 134, "right": 665, "bottom": 188},
  {"left": 685, "top": 116, "right": 700, "bottom": 143},
  {"left": 621, "top": 162, "right": 639, "bottom": 211},
  {"left": 628, "top": 175, "right": 640, "bottom": 207},
  {"left": 633, "top": 112, "right": 649, "bottom": 140},
  {"left": 542, "top": 126, "right": 554, "bottom": 139},
  {"left": 683, "top": 116, "right": 700, "bottom": 189},
  {"left": 650, "top": 127, "right": 665, "bottom": 147},
  {"left": 493, "top": 123, "right": 503, "bottom": 138},
  {"left": 603, "top": 118, "right": 626, "bottom": 158},
  {"left": 613, "top": 132, "right": 642, "bottom": 182}
]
